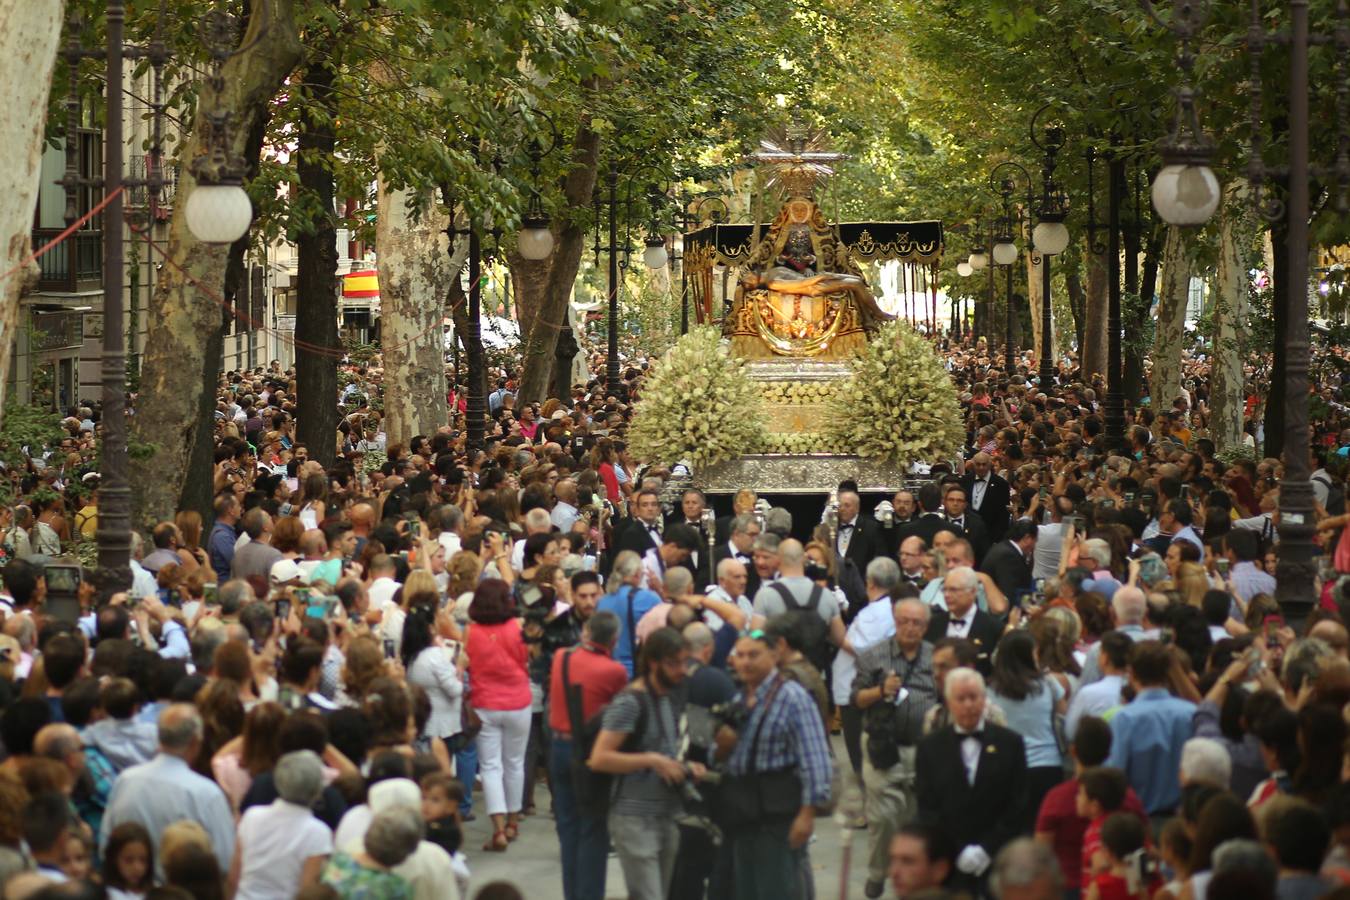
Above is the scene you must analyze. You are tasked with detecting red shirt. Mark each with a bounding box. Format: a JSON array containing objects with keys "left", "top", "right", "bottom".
[
  {"left": 548, "top": 641, "right": 629, "bottom": 737},
  {"left": 1036, "top": 778, "right": 1147, "bottom": 890},
  {"left": 465, "top": 619, "right": 531, "bottom": 710}
]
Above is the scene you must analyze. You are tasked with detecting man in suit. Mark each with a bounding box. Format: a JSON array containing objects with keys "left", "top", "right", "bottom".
[
  {"left": 665, "top": 487, "right": 712, "bottom": 589},
  {"left": 961, "top": 453, "right": 1011, "bottom": 542},
  {"left": 714, "top": 488, "right": 758, "bottom": 545},
  {"left": 979, "top": 520, "right": 1037, "bottom": 606},
  {"left": 883, "top": 489, "right": 919, "bottom": 557},
  {"left": 924, "top": 567, "right": 1002, "bottom": 675},
  {"left": 898, "top": 483, "right": 962, "bottom": 549},
  {"left": 941, "top": 483, "right": 990, "bottom": 565},
  {"left": 713, "top": 513, "right": 760, "bottom": 571},
  {"left": 836, "top": 490, "right": 886, "bottom": 574},
  {"left": 613, "top": 487, "right": 664, "bottom": 559},
  {"left": 914, "top": 666, "right": 1028, "bottom": 894}
]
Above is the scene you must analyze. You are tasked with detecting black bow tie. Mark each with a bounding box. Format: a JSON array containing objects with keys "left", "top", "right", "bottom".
[
  {"left": 957, "top": 729, "right": 984, "bottom": 742},
  {"left": 950, "top": 616, "right": 969, "bottom": 628},
  {"left": 839, "top": 522, "right": 854, "bottom": 531}
]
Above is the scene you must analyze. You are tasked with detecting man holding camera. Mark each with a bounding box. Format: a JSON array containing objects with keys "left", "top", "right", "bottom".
[
  {"left": 851, "top": 597, "right": 938, "bottom": 899},
  {"left": 588, "top": 627, "right": 697, "bottom": 900},
  {"left": 716, "top": 628, "right": 834, "bottom": 900}
]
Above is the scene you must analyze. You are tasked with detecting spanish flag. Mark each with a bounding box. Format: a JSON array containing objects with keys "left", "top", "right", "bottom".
[{"left": 343, "top": 269, "right": 379, "bottom": 299}]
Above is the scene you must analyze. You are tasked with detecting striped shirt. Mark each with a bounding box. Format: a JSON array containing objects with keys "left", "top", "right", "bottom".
[{"left": 725, "top": 672, "right": 834, "bottom": 808}]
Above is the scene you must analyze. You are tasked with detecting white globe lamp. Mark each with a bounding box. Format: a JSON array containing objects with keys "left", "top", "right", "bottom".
[
  {"left": 1032, "top": 220, "right": 1070, "bottom": 255},
  {"left": 642, "top": 236, "right": 668, "bottom": 270},
  {"left": 956, "top": 261, "right": 973, "bottom": 278},
  {"left": 1151, "top": 163, "right": 1220, "bottom": 226},
  {"left": 517, "top": 217, "right": 554, "bottom": 260},
  {"left": 186, "top": 183, "right": 253, "bottom": 244},
  {"left": 992, "top": 241, "right": 1019, "bottom": 266}
]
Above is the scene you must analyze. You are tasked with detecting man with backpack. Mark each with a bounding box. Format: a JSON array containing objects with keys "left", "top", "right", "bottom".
[
  {"left": 548, "top": 610, "right": 628, "bottom": 900},
  {"left": 749, "top": 539, "right": 848, "bottom": 673},
  {"left": 588, "top": 627, "right": 698, "bottom": 900}
]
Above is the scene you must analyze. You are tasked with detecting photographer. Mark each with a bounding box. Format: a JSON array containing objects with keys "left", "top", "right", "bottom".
[
  {"left": 850, "top": 598, "right": 938, "bottom": 899},
  {"left": 588, "top": 627, "right": 697, "bottom": 900},
  {"left": 715, "top": 627, "right": 833, "bottom": 900}
]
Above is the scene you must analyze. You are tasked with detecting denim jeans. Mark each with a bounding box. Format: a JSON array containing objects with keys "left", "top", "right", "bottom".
[
  {"left": 453, "top": 740, "right": 478, "bottom": 817},
  {"left": 549, "top": 736, "right": 609, "bottom": 900},
  {"left": 731, "top": 819, "right": 805, "bottom": 900}
]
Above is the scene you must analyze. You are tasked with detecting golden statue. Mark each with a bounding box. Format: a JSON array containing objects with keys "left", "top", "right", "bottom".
[
  {"left": 727, "top": 197, "right": 892, "bottom": 359},
  {"left": 723, "top": 121, "right": 893, "bottom": 359}
]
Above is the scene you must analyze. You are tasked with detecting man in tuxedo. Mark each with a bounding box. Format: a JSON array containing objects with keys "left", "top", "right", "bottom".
[
  {"left": 914, "top": 667, "right": 1028, "bottom": 894},
  {"left": 882, "top": 489, "right": 918, "bottom": 556},
  {"left": 941, "top": 483, "right": 990, "bottom": 565},
  {"left": 665, "top": 487, "right": 712, "bottom": 589},
  {"left": 713, "top": 513, "right": 760, "bottom": 573},
  {"left": 837, "top": 490, "right": 886, "bottom": 573},
  {"left": 979, "top": 520, "right": 1036, "bottom": 606},
  {"left": 613, "top": 487, "right": 664, "bottom": 558},
  {"left": 961, "top": 453, "right": 1011, "bottom": 542},
  {"left": 924, "top": 567, "right": 1002, "bottom": 675},
  {"left": 714, "top": 487, "right": 758, "bottom": 544},
  {"left": 898, "top": 536, "right": 928, "bottom": 590},
  {"left": 898, "top": 483, "right": 962, "bottom": 548}
]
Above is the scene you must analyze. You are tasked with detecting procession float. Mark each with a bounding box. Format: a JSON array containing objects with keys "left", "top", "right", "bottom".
[{"left": 627, "top": 122, "right": 964, "bottom": 504}]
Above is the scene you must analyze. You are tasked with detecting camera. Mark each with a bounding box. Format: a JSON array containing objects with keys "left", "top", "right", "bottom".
[{"left": 709, "top": 699, "right": 751, "bottom": 734}]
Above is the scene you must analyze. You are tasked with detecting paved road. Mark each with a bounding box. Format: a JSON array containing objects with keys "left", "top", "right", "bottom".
[{"left": 464, "top": 746, "right": 879, "bottom": 900}]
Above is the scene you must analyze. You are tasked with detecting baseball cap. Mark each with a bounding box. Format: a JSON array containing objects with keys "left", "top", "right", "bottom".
[{"left": 269, "top": 559, "right": 303, "bottom": 584}]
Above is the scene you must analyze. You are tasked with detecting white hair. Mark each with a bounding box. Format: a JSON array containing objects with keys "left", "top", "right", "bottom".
[
  {"left": 1081, "top": 538, "right": 1112, "bottom": 569},
  {"left": 943, "top": 565, "right": 978, "bottom": 592},
  {"left": 606, "top": 550, "right": 643, "bottom": 593},
  {"left": 990, "top": 837, "right": 1064, "bottom": 898},
  {"left": 1111, "top": 585, "right": 1147, "bottom": 625},
  {"left": 525, "top": 509, "right": 552, "bottom": 533},
  {"left": 943, "top": 666, "right": 985, "bottom": 702},
  {"left": 1180, "top": 737, "right": 1232, "bottom": 788},
  {"left": 893, "top": 597, "right": 931, "bottom": 624}
]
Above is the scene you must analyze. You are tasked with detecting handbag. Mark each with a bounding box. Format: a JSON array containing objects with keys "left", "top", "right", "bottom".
[
  {"left": 459, "top": 672, "right": 483, "bottom": 742},
  {"left": 711, "top": 678, "right": 804, "bottom": 828}
]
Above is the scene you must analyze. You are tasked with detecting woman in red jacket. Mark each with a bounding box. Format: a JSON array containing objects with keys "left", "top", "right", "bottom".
[{"left": 466, "top": 578, "right": 532, "bottom": 852}]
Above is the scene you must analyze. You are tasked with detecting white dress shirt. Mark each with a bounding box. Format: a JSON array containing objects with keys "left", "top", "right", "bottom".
[
  {"left": 955, "top": 722, "right": 984, "bottom": 785},
  {"left": 829, "top": 595, "right": 896, "bottom": 705},
  {"left": 971, "top": 476, "right": 990, "bottom": 510}
]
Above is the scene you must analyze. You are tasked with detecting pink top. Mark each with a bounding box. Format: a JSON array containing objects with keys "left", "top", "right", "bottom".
[{"left": 466, "top": 619, "right": 531, "bottom": 710}]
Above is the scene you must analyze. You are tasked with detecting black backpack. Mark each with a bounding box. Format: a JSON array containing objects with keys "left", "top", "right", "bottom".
[
  {"left": 562, "top": 649, "right": 646, "bottom": 816},
  {"left": 770, "top": 582, "right": 830, "bottom": 670},
  {"left": 1314, "top": 473, "right": 1347, "bottom": 517}
]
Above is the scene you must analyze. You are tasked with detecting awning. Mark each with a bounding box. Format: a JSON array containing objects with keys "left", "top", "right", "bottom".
[{"left": 343, "top": 269, "right": 379, "bottom": 298}]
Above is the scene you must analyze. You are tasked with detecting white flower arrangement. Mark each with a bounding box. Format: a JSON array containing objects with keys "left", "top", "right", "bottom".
[
  {"left": 825, "top": 320, "right": 964, "bottom": 466},
  {"left": 627, "top": 327, "right": 769, "bottom": 467},
  {"left": 758, "top": 380, "right": 841, "bottom": 405}
]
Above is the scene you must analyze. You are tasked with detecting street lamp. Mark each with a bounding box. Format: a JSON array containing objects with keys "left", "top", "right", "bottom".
[
  {"left": 593, "top": 163, "right": 670, "bottom": 396},
  {"left": 989, "top": 162, "right": 1035, "bottom": 375},
  {"left": 1144, "top": 0, "right": 1350, "bottom": 609},
  {"left": 515, "top": 113, "right": 561, "bottom": 261},
  {"left": 1031, "top": 105, "right": 1070, "bottom": 390},
  {"left": 60, "top": 1, "right": 246, "bottom": 592},
  {"left": 956, "top": 261, "right": 974, "bottom": 278}
]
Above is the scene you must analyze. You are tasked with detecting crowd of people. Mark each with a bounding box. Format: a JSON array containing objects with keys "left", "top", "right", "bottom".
[{"left": 0, "top": 329, "right": 1348, "bottom": 900}]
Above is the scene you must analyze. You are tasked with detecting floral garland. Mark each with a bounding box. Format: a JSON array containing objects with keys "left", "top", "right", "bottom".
[
  {"left": 824, "top": 319, "right": 964, "bottom": 466},
  {"left": 627, "top": 327, "right": 769, "bottom": 467}
]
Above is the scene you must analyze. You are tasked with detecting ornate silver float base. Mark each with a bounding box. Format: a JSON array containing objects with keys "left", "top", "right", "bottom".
[
  {"left": 742, "top": 358, "right": 853, "bottom": 382},
  {"left": 695, "top": 453, "right": 910, "bottom": 495}
]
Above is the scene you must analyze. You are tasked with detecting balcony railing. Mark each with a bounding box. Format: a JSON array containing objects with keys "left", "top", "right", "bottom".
[
  {"left": 33, "top": 229, "right": 103, "bottom": 293},
  {"left": 127, "top": 155, "right": 178, "bottom": 212}
]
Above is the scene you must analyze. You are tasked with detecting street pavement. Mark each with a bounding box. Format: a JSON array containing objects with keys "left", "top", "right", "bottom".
[{"left": 464, "top": 740, "right": 876, "bottom": 900}]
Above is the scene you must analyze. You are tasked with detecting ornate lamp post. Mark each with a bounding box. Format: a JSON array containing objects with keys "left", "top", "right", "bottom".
[
  {"left": 62, "top": 2, "right": 249, "bottom": 592},
  {"left": 1030, "top": 106, "right": 1071, "bottom": 390},
  {"left": 593, "top": 163, "right": 670, "bottom": 397},
  {"left": 1144, "top": 0, "right": 1350, "bottom": 609},
  {"left": 989, "top": 162, "right": 1036, "bottom": 376}
]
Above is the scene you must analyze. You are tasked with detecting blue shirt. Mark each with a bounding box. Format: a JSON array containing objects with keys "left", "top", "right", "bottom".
[
  {"left": 101, "top": 753, "right": 235, "bottom": 878},
  {"left": 597, "top": 585, "right": 662, "bottom": 676},
  {"left": 207, "top": 522, "right": 237, "bottom": 583},
  {"left": 990, "top": 677, "right": 1066, "bottom": 768},
  {"left": 726, "top": 672, "right": 834, "bottom": 807},
  {"left": 1106, "top": 687, "right": 1196, "bottom": 814}
]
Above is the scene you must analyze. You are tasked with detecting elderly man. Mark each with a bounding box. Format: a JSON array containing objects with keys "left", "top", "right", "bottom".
[
  {"left": 100, "top": 703, "right": 235, "bottom": 876},
  {"left": 231, "top": 509, "right": 281, "bottom": 583},
  {"left": 750, "top": 539, "right": 847, "bottom": 671},
  {"left": 915, "top": 667, "right": 1028, "bottom": 894},
  {"left": 961, "top": 452, "right": 1011, "bottom": 542},
  {"left": 920, "top": 537, "right": 1008, "bottom": 615},
  {"left": 833, "top": 558, "right": 904, "bottom": 778},
  {"left": 924, "top": 568, "right": 1002, "bottom": 675},
  {"left": 747, "top": 532, "right": 781, "bottom": 602},
  {"left": 1080, "top": 586, "right": 1157, "bottom": 684},
  {"left": 836, "top": 490, "right": 886, "bottom": 573},
  {"left": 714, "top": 513, "right": 760, "bottom": 571},
  {"left": 704, "top": 557, "right": 753, "bottom": 668},
  {"left": 898, "top": 536, "right": 928, "bottom": 588},
  {"left": 851, "top": 597, "right": 939, "bottom": 898}
]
